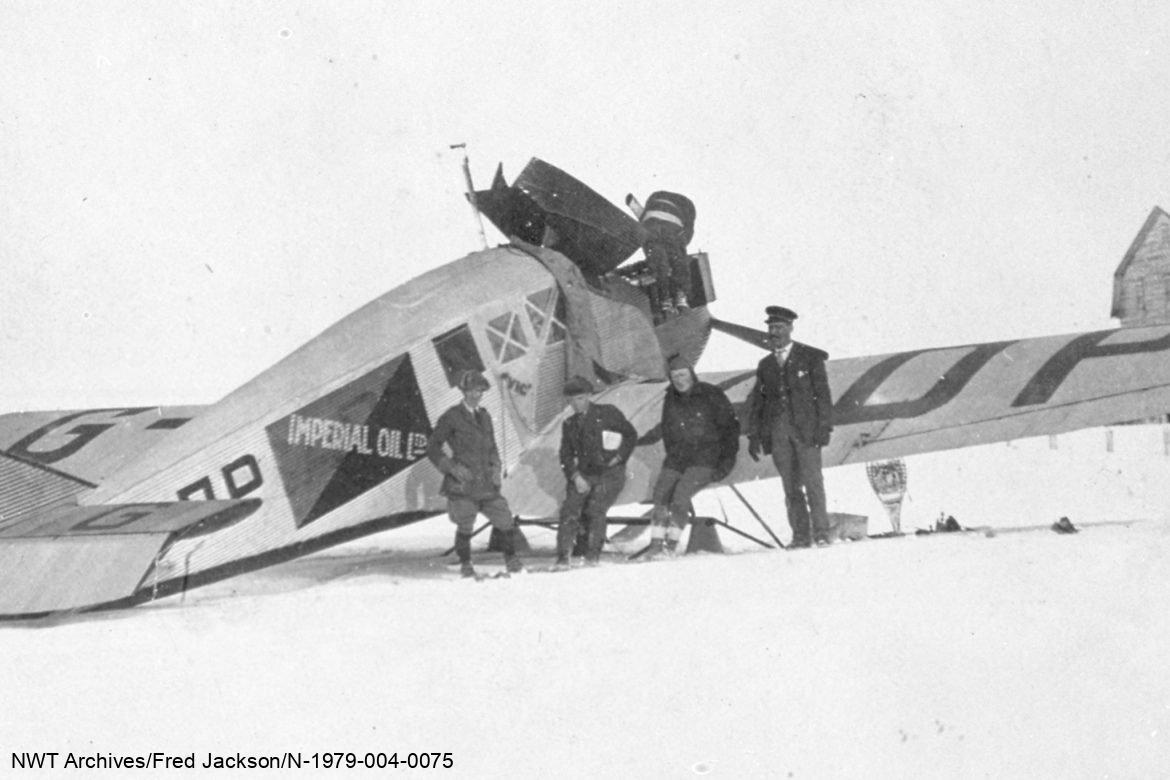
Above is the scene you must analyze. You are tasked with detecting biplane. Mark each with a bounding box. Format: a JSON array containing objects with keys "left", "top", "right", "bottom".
[{"left": 3, "top": 158, "right": 1170, "bottom": 618}]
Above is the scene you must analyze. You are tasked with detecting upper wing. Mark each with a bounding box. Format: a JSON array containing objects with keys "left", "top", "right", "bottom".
[
  {"left": 505, "top": 323, "right": 1170, "bottom": 514},
  {"left": 719, "top": 322, "right": 1170, "bottom": 473},
  {"left": 855, "top": 324, "right": 1169, "bottom": 461}
]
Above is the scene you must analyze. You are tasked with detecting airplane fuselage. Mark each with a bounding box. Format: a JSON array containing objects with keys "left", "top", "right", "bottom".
[{"left": 0, "top": 243, "right": 710, "bottom": 599}]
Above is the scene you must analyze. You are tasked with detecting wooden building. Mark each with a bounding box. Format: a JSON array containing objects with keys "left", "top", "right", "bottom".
[
  {"left": 1111, "top": 206, "right": 1170, "bottom": 425},
  {"left": 1111, "top": 206, "right": 1170, "bottom": 326}
]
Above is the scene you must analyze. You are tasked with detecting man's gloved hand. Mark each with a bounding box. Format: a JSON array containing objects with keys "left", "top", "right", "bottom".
[
  {"left": 813, "top": 429, "right": 832, "bottom": 447},
  {"left": 450, "top": 463, "right": 474, "bottom": 482},
  {"left": 747, "top": 437, "right": 761, "bottom": 462}
]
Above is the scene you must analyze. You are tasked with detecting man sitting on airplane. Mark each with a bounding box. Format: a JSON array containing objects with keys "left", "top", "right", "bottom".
[
  {"left": 645, "top": 354, "right": 739, "bottom": 558},
  {"left": 638, "top": 190, "right": 696, "bottom": 316},
  {"left": 555, "top": 375, "right": 637, "bottom": 568},
  {"left": 427, "top": 370, "right": 525, "bottom": 577}
]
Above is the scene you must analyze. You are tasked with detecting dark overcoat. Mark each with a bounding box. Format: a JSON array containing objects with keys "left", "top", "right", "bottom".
[
  {"left": 426, "top": 404, "right": 503, "bottom": 498},
  {"left": 661, "top": 378, "right": 740, "bottom": 475},
  {"left": 745, "top": 342, "right": 833, "bottom": 451}
]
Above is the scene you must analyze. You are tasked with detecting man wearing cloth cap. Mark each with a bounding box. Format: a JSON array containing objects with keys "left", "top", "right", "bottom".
[
  {"left": 646, "top": 354, "right": 740, "bottom": 558},
  {"left": 745, "top": 306, "right": 834, "bottom": 547},
  {"left": 427, "top": 369, "right": 524, "bottom": 577},
  {"left": 555, "top": 376, "right": 637, "bottom": 568}
]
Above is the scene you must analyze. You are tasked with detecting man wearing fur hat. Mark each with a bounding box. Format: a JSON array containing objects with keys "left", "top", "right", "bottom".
[
  {"left": 555, "top": 375, "right": 637, "bottom": 568},
  {"left": 646, "top": 354, "right": 740, "bottom": 558},
  {"left": 744, "top": 306, "right": 834, "bottom": 547},
  {"left": 427, "top": 369, "right": 525, "bottom": 577}
]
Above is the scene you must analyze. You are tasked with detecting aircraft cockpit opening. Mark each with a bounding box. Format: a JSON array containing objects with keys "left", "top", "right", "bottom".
[
  {"left": 612, "top": 251, "right": 716, "bottom": 325},
  {"left": 471, "top": 157, "right": 718, "bottom": 366}
]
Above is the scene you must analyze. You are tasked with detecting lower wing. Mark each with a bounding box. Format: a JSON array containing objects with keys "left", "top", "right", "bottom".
[{"left": 0, "top": 499, "right": 259, "bottom": 619}]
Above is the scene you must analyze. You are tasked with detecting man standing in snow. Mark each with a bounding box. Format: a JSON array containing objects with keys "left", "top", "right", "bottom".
[
  {"left": 555, "top": 375, "right": 637, "bottom": 568},
  {"left": 427, "top": 369, "right": 525, "bottom": 577},
  {"left": 645, "top": 354, "right": 740, "bottom": 558},
  {"left": 744, "top": 306, "right": 834, "bottom": 548}
]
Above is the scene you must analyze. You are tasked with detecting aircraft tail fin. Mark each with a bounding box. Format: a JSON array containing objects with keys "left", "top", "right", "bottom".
[
  {"left": 0, "top": 498, "right": 259, "bottom": 619},
  {"left": 0, "top": 449, "right": 94, "bottom": 522}
]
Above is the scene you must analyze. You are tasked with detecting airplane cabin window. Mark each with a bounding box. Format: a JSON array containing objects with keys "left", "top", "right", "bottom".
[
  {"left": 526, "top": 290, "right": 551, "bottom": 337},
  {"left": 487, "top": 311, "right": 528, "bottom": 363},
  {"left": 525, "top": 287, "right": 566, "bottom": 345},
  {"left": 549, "top": 293, "right": 567, "bottom": 344},
  {"left": 432, "top": 324, "right": 485, "bottom": 387}
]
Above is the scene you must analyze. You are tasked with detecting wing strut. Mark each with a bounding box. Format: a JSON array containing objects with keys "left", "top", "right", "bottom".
[
  {"left": 728, "top": 484, "right": 785, "bottom": 548},
  {"left": 710, "top": 317, "right": 771, "bottom": 350}
]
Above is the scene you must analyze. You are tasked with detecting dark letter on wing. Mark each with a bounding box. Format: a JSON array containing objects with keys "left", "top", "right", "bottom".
[{"left": 1013, "top": 330, "right": 1170, "bottom": 407}]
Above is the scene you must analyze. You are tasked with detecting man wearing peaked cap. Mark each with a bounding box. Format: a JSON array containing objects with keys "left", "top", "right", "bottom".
[
  {"left": 427, "top": 368, "right": 524, "bottom": 577},
  {"left": 555, "top": 375, "right": 637, "bottom": 567},
  {"left": 765, "top": 306, "right": 798, "bottom": 324},
  {"left": 744, "top": 305, "right": 834, "bottom": 548}
]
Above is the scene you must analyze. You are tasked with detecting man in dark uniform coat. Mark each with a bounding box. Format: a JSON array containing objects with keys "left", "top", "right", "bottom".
[
  {"left": 745, "top": 306, "right": 834, "bottom": 547},
  {"left": 555, "top": 375, "right": 637, "bottom": 567},
  {"left": 427, "top": 369, "right": 524, "bottom": 577}
]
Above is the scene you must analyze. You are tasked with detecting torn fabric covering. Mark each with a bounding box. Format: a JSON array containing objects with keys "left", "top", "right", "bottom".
[
  {"left": 474, "top": 158, "right": 642, "bottom": 276},
  {"left": 512, "top": 240, "right": 666, "bottom": 386},
  {"left": 473, "top": 165, "right": 547, "bottom": 246}
]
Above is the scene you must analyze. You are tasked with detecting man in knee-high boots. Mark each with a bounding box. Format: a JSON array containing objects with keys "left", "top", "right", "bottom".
[{"left": 427, "top": 370, "right": 525, "bottom": 577}]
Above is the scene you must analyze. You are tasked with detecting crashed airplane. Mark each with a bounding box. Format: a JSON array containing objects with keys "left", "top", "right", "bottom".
[{"left": 3, "top": 158, "right": 1170, "bottom": 618}]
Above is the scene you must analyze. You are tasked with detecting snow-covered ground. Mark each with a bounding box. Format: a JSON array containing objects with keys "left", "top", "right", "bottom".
[{"left": 4, "top": 426, "right": 1170, "bottom": 778}]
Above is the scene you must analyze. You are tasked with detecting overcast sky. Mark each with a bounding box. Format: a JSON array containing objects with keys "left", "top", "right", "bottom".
[{"left": 4, "top": 2, "right": 1170, "bottom": 409}]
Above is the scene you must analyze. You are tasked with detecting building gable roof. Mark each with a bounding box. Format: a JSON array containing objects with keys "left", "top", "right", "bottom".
[{"left": 1111, "top": 206, "right": 1170, "bottom": 319}]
